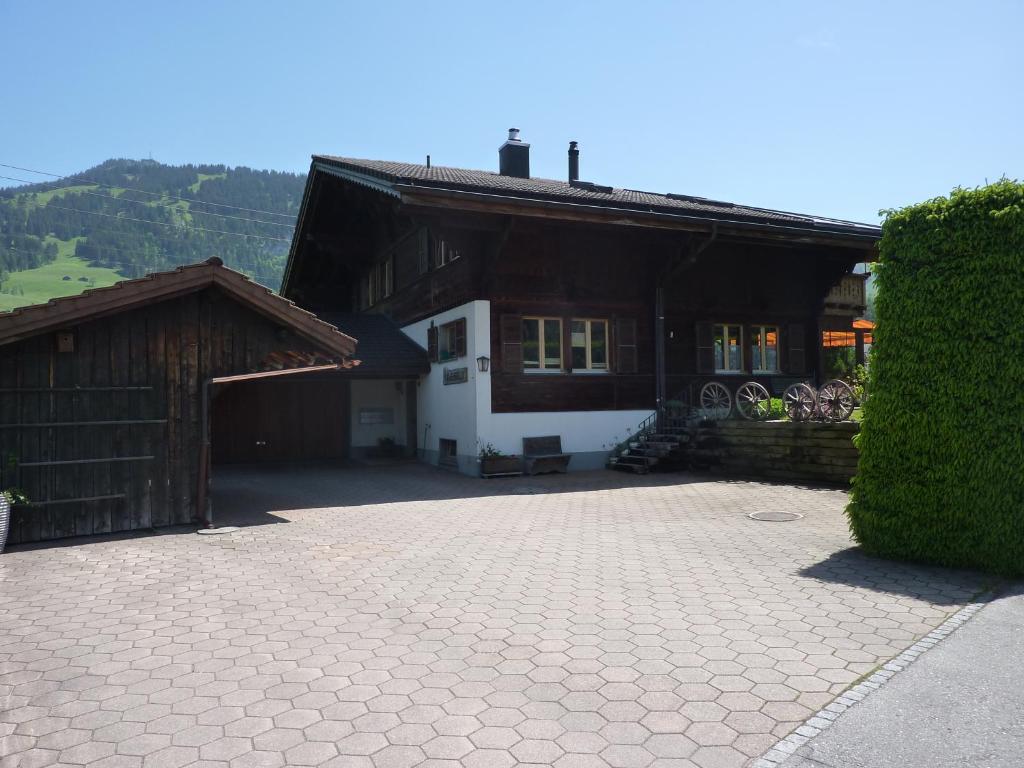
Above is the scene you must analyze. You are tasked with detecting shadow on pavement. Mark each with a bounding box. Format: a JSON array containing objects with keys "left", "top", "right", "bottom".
[{"left": 799, "top": 546, "right": 992, "bottom": 605}]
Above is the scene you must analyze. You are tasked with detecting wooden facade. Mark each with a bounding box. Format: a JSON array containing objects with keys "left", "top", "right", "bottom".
[
  {"left": 0, "top": 262, "right": 355, "bottom": 544},
  {"left": 285, "top": 162, "right": 875, "bottom": 418}
]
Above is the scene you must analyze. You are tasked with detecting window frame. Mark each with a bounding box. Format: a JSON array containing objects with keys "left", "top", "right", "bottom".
[
  {"left": 434, "top": 238, "right": 460, "bottom": 268},
  {"left": 570, "top": 318, "right": 610, "bottom": 373},
  {"left": 713, "top": 323, "right": 745, "bottom": 373},
  {"left": 521, "top": 316, "right": 563, "bottom": 373},
  {"left": 751, "top": 325, "right": 780, "bottom": 373},
  {"left": 366, "top": 258, "right": 393, "bottom": 306},
  {"left": 437, "top": 319, "right": 462, "bottom": 363}
]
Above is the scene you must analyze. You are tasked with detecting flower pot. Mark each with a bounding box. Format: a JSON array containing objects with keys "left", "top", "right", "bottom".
[
  {"left": 481, "top": 455, "right": 522, "bottom": 477},
  {"left": 0, "top": 494, "right": 10, "bottom": 553}
]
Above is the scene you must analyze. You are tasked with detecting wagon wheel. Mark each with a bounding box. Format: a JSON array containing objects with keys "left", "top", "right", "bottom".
[
  {"left": 699, "top": 381, "right": 732, "bottom": 420},
  {"left": 817, "top": 379, "right": 855, "bottom": 422},
  {"left": 782, "top": 383, "right": 816, "bottom": 422},
  {"left": 735, "top": 381, "right": 772, "bottom": 420}
]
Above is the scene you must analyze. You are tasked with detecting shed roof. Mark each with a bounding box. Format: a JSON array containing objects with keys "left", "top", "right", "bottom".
[
  {"left": 313, "top": 155, "right": 881, "bottom": 239},
  {"left": 0, "top": 257, "right": 357, "bottom": 359},
  {"left": 318, "top": 312, "right": 430, "bottom": 376}
]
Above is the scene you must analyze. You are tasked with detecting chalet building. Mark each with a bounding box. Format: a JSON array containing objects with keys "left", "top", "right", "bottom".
[{"left": 283, "top": 130, "right": 879, "bottom": 475}]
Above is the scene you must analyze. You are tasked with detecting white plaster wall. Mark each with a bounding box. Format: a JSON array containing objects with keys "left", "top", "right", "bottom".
[
  {"left": 403, "top": 299, "right": 655, "bottom": 473},
  {"left": 402, "top": 301, "right": 488, "bottom": 472},
  {"left": 479, "top": 410, "right": 655, "bottom": 459},
  {"left": 350, "top": 379, "right": 407, "bottom": 448}
]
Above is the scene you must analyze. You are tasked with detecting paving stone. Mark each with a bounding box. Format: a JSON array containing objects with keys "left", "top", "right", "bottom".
[{"left": 0, "top": 465, "right": 988, "bottom": 768}]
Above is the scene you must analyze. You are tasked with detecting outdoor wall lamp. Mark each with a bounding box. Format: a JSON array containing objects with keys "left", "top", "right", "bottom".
[{"left": 476, "top": 355, "right": 491, "bottom": 372}]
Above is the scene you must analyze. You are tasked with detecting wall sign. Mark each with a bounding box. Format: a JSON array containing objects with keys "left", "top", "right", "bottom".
[
  {"left": 443, "top": 366, "right": 468, "bottom": 385},
  {"left": 359, "top": 407, "right": 394, "bottom": 425}
]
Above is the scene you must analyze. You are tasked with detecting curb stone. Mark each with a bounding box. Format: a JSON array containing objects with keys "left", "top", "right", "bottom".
[{"left": 749, "top": 598, "right": 990, "bottom": 768}]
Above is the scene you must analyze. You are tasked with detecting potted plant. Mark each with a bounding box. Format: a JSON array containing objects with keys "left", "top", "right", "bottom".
[
  {"left": 479, "top": 443, "right": 522, "bottom": 477},
  {"left": 0, "top": 488, "right": 27, "bottom": 553},
  {"left": 375, "top": 436, "right": 399, "bottom": 458}
]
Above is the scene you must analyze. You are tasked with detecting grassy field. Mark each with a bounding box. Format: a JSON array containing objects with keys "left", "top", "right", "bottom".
[{"left": 0, "top": 239, "right": 125, "bottom": 312}]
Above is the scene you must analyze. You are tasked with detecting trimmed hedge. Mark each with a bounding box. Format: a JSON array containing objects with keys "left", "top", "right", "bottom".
[{"left": 847, "top": 180, "right": 1024, "bottom": 576}]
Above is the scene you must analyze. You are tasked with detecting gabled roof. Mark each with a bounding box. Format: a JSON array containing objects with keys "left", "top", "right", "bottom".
[
  {"left": 0, "top": 257, "right": 357, "bottom": 358},
  {"left": 312, "top": 155, "right": 881, "bottom": 239},
  {"left": 318, "top": 312, "right": 430, "bottom": 376}
]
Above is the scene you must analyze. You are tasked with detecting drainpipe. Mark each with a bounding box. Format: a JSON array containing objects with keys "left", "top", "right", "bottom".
[
  {"left": 655, "top": 285, "right": 665, "bottom": 427},
  {"left": 657, "top": 224, "right": 718, "bottom": 422}
]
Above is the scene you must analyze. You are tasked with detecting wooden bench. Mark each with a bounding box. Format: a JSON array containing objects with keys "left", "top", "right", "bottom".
[{"left": 523, "top": 436, "right": 571, "bottom": 475}]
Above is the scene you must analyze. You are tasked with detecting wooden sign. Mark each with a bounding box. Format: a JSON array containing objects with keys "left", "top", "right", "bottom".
[{"left": 443, "top": 366, "right": 468, "bottom": 385}]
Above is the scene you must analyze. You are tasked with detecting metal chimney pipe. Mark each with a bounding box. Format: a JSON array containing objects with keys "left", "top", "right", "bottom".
[{"left": 568, "top": 141, "right": 579, "bottom": 182}]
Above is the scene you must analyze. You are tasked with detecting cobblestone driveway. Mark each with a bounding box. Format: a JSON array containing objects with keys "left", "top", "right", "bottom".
[{"left": 0, "top": 465, "right": 986, "bottom": 768}]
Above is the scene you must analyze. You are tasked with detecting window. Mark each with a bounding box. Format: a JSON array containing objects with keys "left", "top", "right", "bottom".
[
  {"left": 438, "top": 318, "right": 465, "bottom": 363},
  {"left": 434, "top": 238, "right": 460, "bottom": 267},
  {"left": 571, "top": 319, "right": 608, "bottom": 372},
  {"left": 366, "top": 259, "right": 393, "bottom": 305},
  {"left": 439, "top": 438, "right": 457, "bottom": 467},
  {"left": 713, "top": 324, "right": 743, "bottom": 372},
  {"left": 751, "top": 326, "right": 779, "bottom": 372},
  {"left": 522, "top": 317, "right": 562, "bottom": 371}
]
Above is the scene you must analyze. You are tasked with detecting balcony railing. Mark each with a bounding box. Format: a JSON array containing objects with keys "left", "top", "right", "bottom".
[{"left": 824, "top": 273, "right": 868, "bottom": 314}]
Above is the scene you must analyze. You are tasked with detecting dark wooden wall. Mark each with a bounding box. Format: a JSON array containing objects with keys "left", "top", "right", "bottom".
[
  {"left": 663, "top": 241, "right": 857, "bottom": 399},
  {"left": 487, "top": 224, "right": 662, "bottom": 412},
  {"left": 289, "top": 177, "right": 868, "bottom": 414},
  {"left": 212, "top": 378, "right": 348, "bottom": 464},
  {"left": 0, "top": 287, "right": 330, "bottom": 545}
]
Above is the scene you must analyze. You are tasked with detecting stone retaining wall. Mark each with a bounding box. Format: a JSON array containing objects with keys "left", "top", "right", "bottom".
[{"left": 702, "top": 420, "right": 859, "bottom": 486}]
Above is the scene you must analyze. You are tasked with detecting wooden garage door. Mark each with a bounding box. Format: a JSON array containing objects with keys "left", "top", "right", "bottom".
[{"left": 212, "top": 378, "right": 348, "bottom": 464}]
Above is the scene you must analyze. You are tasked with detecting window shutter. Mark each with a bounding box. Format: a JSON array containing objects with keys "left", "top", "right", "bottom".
[
  {"left": 427, "top": 324, "right": 438, "bottom": 363},
  {"left": 500, "top": 314, "right": 522, "bottom": 373},
  {"left": 455, "top": 318, "right": 467, "bottom": 358},
  {"left": 787, "top": 323, "right": 806, "bottom": 374},
  {"left": 615, "top": 318, "right": 638, "bottom": 374},
  {"left": 696, "top": 322, "right": 714, "bottom": 373}
]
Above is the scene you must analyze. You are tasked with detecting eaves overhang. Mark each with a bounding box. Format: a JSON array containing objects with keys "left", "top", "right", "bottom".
[
  {"left": 395, "top": 184, "right": 881, "bottom": 247},
  {"left": 312, "top": 160, "right": 401, "bottom": 199}
]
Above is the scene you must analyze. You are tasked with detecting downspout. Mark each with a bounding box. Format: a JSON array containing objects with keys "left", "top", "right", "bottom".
[{"left": 656, "top": 224, "right": 718, "bottom": 420}]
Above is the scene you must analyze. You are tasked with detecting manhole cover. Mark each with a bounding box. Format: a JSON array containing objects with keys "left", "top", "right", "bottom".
[{"left": 748, "top": 511, "right": 804, "bottom": 522}]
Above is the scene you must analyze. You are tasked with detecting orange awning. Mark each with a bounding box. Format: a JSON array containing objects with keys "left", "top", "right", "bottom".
[{"left": 822, "top": 319, "right": 873, "bottom": 348}]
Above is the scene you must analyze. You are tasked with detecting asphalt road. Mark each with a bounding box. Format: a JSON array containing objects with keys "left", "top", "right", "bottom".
[{"left": 778, "top": 585, "right": 1024, "bottom": 768}]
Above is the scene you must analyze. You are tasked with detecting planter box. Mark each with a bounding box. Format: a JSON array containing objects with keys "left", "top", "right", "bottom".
[{"left": 481, "top": 455, "right": 523, "bottom": 477}]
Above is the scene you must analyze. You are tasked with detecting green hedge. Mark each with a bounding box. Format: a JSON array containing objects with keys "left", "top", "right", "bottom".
[{"left": 847, "top": 180, "right": 1024, "bottom": 575}]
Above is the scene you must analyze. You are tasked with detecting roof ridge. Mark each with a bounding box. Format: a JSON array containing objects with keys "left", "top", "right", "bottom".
[
  {"left": 312, "top": 155, "right": 881, "bottom": 232},
  {"left": 0, "top": 258, "right": 356, "bottom": 357}
]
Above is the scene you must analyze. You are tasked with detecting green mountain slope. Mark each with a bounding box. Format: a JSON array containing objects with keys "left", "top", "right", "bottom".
[{"left": 0, "top": 159, "right": 305, "bottom": 311}]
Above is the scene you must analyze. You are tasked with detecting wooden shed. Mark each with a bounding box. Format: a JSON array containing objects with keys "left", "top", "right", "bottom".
[{"left": 0, "top": 258, "right": 356, "bottom": 545}]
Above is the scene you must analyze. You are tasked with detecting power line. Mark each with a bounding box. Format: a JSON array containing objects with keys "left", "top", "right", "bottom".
[
  {"left": 1, "top": 246, "right": 280, "bottom": 283},
  {"left": 0, "top": 162, "right": 300, "bottom": 220},
  {"left": 40, "top": 203, "right": 294, "bottom": 242},
  {"left": 0, "top": 173, "right": 295, "bottom": 229}
]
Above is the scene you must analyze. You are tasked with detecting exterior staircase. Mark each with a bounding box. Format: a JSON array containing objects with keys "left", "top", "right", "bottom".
[{"left": 607, "top": 411, "right": 692, "bottom": 474}]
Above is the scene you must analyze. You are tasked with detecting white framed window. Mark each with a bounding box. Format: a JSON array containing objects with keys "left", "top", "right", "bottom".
[
  {"left": 366, "top": 259, "right": 393, "bottom": 305},
  {"left": 751, "top": 326, "right": 779, "bottom": 372},
  {"left": 570, "top": 319, "right": 609, "bottom": 372},
  {"left": 438, "top": 318, "right": 465, "bottom": 363},
  {"left": 434, "top": 239, "right": 460, "bottom": 267},
  {"left": 714, "top": 324, "right": 743, "bottom": 372},
  {"left": 522, "top": 317, "right": 562, "bottom": 371}
]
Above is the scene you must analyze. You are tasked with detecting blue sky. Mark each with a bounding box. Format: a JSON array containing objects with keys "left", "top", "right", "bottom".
[{"left": 2, "top": 1, "right": 1021, "bottom": 224}]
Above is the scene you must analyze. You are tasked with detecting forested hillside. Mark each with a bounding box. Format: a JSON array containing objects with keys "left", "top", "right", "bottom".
[{"left": 0, "top": 159, "right": 305, "bottom": 310}]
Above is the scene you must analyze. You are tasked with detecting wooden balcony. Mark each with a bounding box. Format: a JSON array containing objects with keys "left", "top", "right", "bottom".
[{"left": 823, "top": 273, "right": 868, "bottom": 316}]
